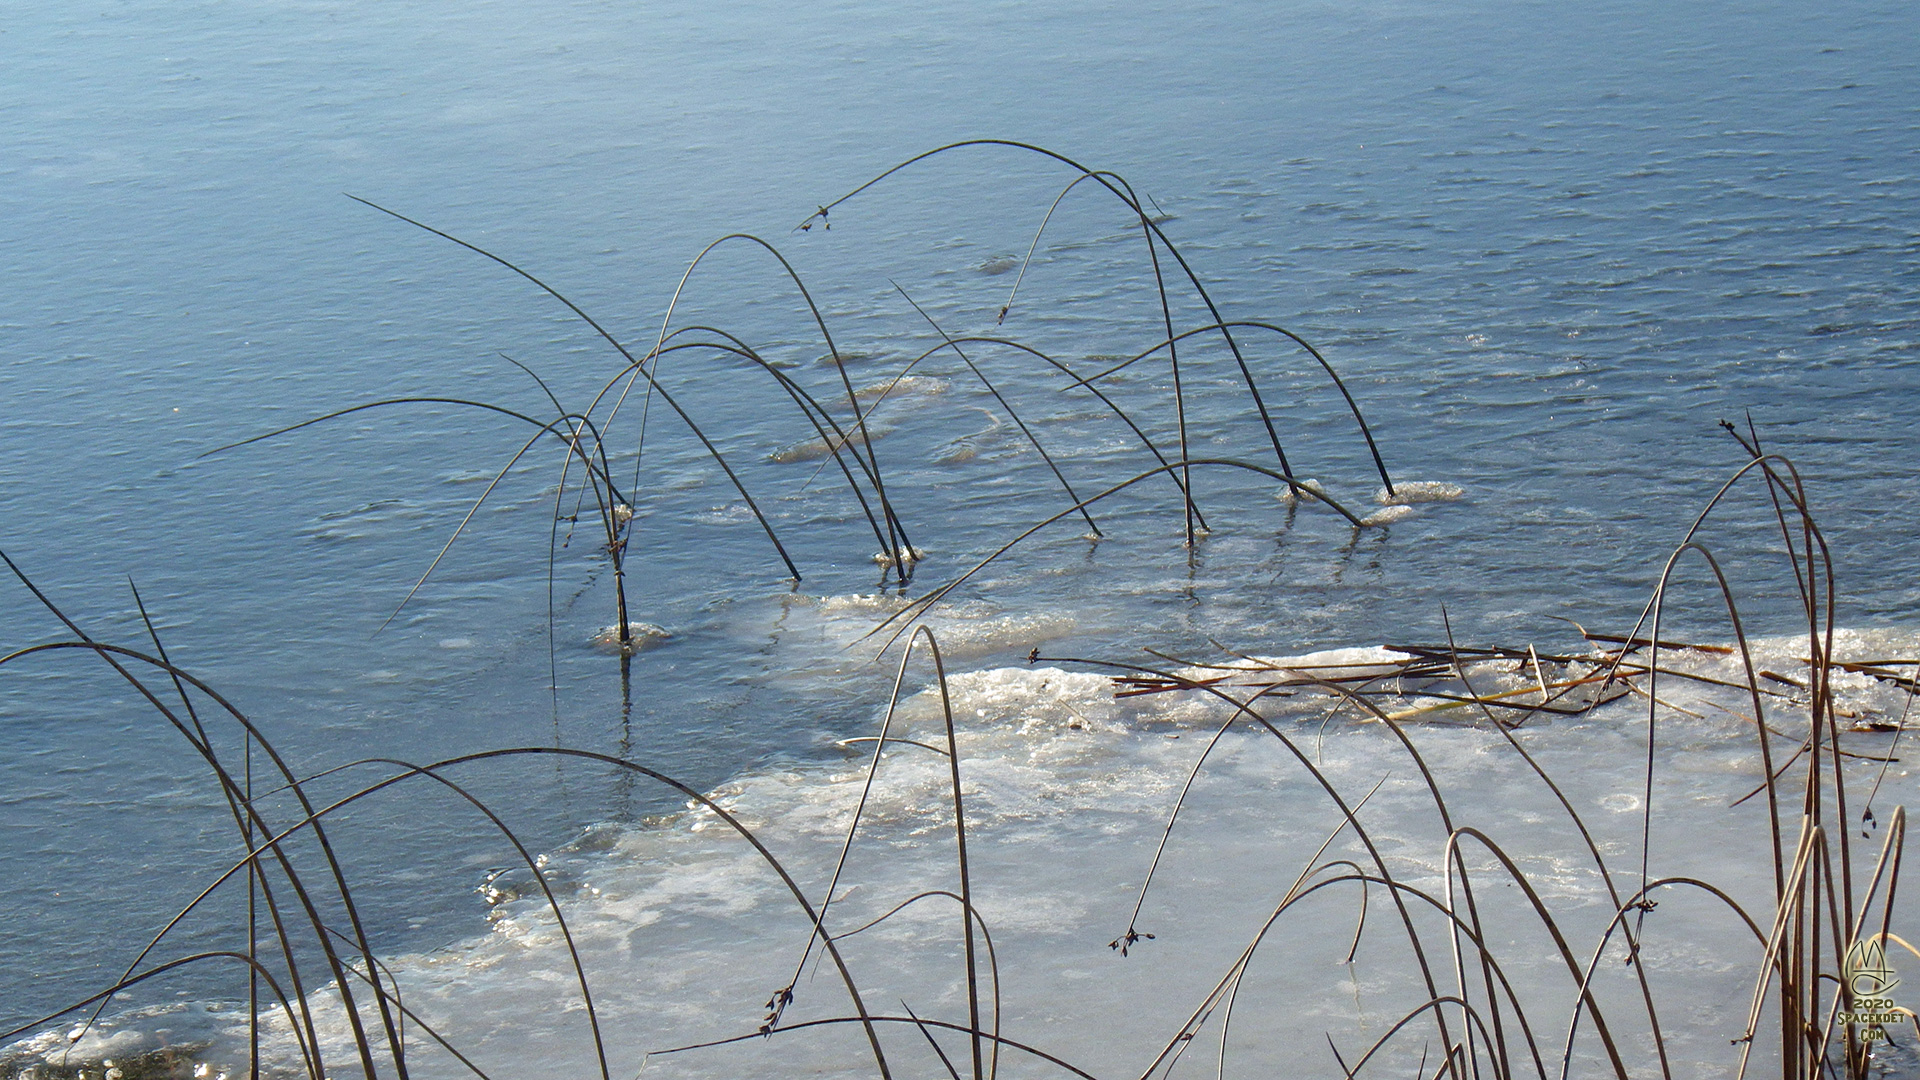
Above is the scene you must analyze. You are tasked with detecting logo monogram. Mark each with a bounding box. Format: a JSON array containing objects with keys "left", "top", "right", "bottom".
[{"left": 1846, "top": 938, "right": 1901, "bottom": 999}]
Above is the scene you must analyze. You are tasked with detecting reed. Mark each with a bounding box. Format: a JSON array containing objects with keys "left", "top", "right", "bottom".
[{"left": 3, "top": 147, "right": 1908, "bottom": 1080}]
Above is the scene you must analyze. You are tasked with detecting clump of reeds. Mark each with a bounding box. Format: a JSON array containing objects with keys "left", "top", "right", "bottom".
[
  {"left": 3, "top": 443, "right": 1912, "bottom": 1080},
  {"left": 6, "top": 147, "right": 1907, "bottom": 1080},
  {"left": 1020, "top": 432, "right": 1914, "bottom": 1079},
  {"left": 195, "top": 143, "right": 1403, "bottom": 662}
]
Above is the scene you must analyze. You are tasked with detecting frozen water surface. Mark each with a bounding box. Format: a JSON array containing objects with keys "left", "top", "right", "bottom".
[{"left": 4, "top": 0, "right": 1919, "bottom": 1076}]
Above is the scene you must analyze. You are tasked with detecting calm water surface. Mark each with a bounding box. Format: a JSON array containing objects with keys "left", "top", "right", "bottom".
[{"left": 3, "top": 0, "right": 1917, "bottom": 1064}]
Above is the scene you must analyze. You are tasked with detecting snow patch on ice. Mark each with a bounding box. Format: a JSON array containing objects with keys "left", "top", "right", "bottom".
[{"left": 1377, "top": 480, "right": 1465, "bottom": 505}]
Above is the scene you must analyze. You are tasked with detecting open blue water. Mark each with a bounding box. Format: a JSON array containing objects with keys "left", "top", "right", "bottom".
[{"left": 4, "top": 0, "right": 1919, "bottom": 1072}]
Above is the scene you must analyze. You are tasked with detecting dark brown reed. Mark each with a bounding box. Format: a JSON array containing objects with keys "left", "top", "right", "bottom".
[{"left": 891, "top": 283, "right": 1102, "bottom": 539}]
